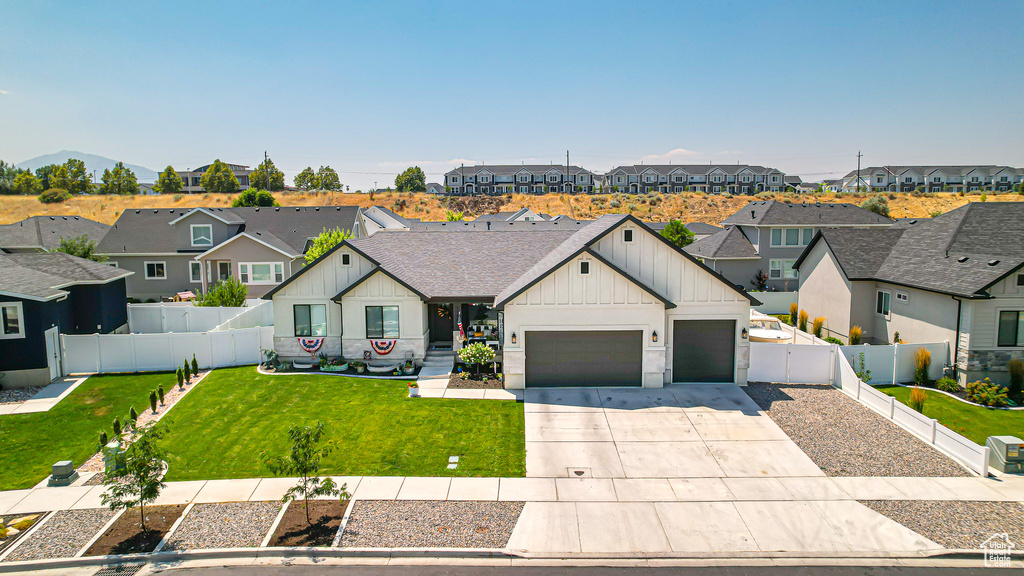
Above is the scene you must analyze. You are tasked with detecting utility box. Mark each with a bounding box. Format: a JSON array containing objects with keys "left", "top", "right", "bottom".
[
  {"left": 47, "top": 460, "right": 79, "bottom": 487},
  {"left": 987, "top": 436, "right": 1023, "bottom": 474}
]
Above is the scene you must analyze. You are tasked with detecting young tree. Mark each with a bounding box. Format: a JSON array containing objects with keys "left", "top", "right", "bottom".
[
  {"left": 317, "top": 166, "right": 342, "bottom": 191},
  {"left": 153, "top": 166, "right": 183, "bottom": 195},
  {"left": 13, "top": 172, "right": 42, "bottom": 195},
  {"left": 199, "top": 160, "right": 240, "bottom": 194},
  {"left": 305, "top": 227, "right": 352, "bottom": 263},
  {"left": 34, "top": 164, "right": 58, "bottom": 190},
  {"left": 444, "top": 210, "right": 464, "bottom": 221},
  {"left": 231, "top": 188, "right": 278, "bottom": 207},
  {"left": 100, "top": 162, "right": 139, "bottom": 195},
  {"left": 294, "top": 167, "right": 318, "bottom": 191},
  {"left": 54, "top": 234, "right": 107, "bottom": 262},
  {"left": 659, "top": 220, "right": 696, "bottom": 248},
  {"left": 395, "top": 166, "right": 426, "bottom": 192},
  {"left": 249, "top": 157, "right": 286, "bottom": 191},
  {"left": 101, "top": 422, "right": 168, "bottom": 533},
  {"left": 194, "top": 277, "right": 248, "bottom": 307},
  {"left": 263, "top": 422, "right": 348, "bottom": 524}
]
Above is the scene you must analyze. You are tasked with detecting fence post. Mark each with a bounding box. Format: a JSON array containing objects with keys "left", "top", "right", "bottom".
[
  {"left": 889, "top": 396, "right": 896, "bottom": 419},
  {"left": 892, "top": 343, "right": 899, "bottom": 386},
  {"left": 930, "top": 419, "right": 937, "bottom": 444},
  {"left": 980, "top": 447, "right": 991, "bottom": 477},
  {"left": 786, "top": 347, "right": 792, "bottom": 384}
]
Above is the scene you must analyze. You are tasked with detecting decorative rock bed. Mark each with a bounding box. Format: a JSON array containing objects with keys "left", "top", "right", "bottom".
[
  {"left": 340, "top": 501, "right": 524, "bottom": 548},
  {"left": 162, "top": 502, "right": 281, "bottom": 550},
  {"left": 862, "top": 500, "right": 1024, "bottom": 550},
  {"left": 447, "top": 372, "right": 503, "bottom": 390},
  {"left": 3, "top": 508, "right": 116, "bottom": 562},
  {"left": 744, "top": 382, "right": 970, "bottom": 477},
  {"left": 0, "top": 386, "right": 44, "bottom": 405}
]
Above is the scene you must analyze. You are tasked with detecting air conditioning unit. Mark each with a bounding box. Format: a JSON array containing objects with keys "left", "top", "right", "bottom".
[{"left": 986, "top": 436, "right": 1023, "bottom": 474}]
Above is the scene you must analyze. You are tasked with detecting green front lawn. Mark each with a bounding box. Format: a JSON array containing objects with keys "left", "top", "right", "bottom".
[
  {"left": 0, "top": 373, "right": 167, "bottom": 490},
  {"left": 159, "top": 367, "right": 525, "bottom": 481},
  {"left": 876, "top": 385, "right": 1024, "bottom": 445}
]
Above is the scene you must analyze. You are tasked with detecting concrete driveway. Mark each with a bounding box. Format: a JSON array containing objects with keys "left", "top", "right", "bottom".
[{"left": 524, "top": 384, "right": 823, "bottom": 479}]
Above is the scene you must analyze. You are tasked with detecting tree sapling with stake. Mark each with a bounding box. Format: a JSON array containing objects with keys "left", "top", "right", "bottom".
[
  {"left": 262, "top": 421, "right": 349, "bottom": 524},
  {"left": 101, "top": 422, "right": 168, "bottom": 533}
]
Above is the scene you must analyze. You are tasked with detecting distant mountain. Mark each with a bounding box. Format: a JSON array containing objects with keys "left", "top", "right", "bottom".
[{"left": 16, "top": 150, "right": 159, "bottom": 182}]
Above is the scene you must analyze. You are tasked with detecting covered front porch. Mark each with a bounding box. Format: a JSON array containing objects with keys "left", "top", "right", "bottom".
[{"left": 426, "top": 300, "right": 504, "bottom": 365}]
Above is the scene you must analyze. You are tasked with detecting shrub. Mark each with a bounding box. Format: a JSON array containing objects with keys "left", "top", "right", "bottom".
[
  {"left": 936, "top": 377, "right": 959, "bottom": 393},
  {"left": 966, "top": 378, "right": 1009, "bottom": 407},
  {"left": 458, "top": 342, "right": 495, "bottom": 371},
  {"left": 173, "top": 194, "right": 183, "bottom": 202},
  {"left": 909, "top": 387, "right": 927, "bottom": 413},
  {"left": 38, "top": 188, "right": 71, "bottom": 203},
  {"left": 859, "top": 194, "right": 890, "bottom": 217},
  {"left": 980, "top": 193, "right": 987, "bottom": 202},
  {"left": 608, "top": 200, "right": 621, "bottom": 208},
  {"left": 849, "top": 325, "right": 862, "bottom": 345},
  {"left": 157, "top": 384, "right": 165, "bottom": 405},
  {"left": 798, "top": 309, "right": 809, "bottom": 332},
  {"left": 788, "top": 302, "right": 799, "bottom": 325},
  {"left": 176, "top": 367, "right": 184, "bottom": 389},
  {"left": 914, "top": 348, "right": 931, "bottom": 385},
  {"left": 825, "top": 337, "right": 843, "bottom": 345},
  {"left": 231, "top": 188, "right": 278, "bottom": 207},
  {"left": 113, "top": 417, "right": 122, "bottom": 436},
  {"left": 183, "top": 360, "right": 191, "bottom": 381},
  {"left": 195, "top": 277, "right": 248, "bottom": 307},
  {"left": 191, "top": 354, "right": 199, "bottom": 376},
  {"left": 1009, "top": 358, "right": 1024, "bottom": 397},
  {"left": 812, "top": 316, "right": 825, "bottom": 338},
  {"left": 129, "top": 406, "right": 138, "bottom": 422},
  {"left": 98, "top": 431, "right": 108, "bottom": 448},
  {"left": 149, "top": 391, "right": 158, "bottom": 413}
]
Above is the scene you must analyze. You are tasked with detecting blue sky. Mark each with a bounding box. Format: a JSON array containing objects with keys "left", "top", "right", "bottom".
[{"left": 1, "top": 1, "right": 1022, "bottom": 189}]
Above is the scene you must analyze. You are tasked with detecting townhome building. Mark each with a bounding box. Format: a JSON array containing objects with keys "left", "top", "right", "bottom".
[
  {"left": 684, "top": 201, "right": 893, "bottom": 292},
  {"left": 603, "top": 164, "right": 788, "bottom": 194},
  {"left": 839, "top": 165, "right": 1023, "bottom": 194},
  {"left": 795, "top": 203, "right": 1024, "bottom": 387},
  {"left": 177, "top": 162, "right": 253, "bottom": 193},
  {"left": 444, "top": 165, "right": 595, "bottom": 195},
  {"left": 96, "top": 206, "right": 362, "bottom": 301}
]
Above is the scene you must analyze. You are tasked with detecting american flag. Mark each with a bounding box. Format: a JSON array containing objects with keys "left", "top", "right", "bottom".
[{"left": 457, "top": 308, "right": 465, "bottom": 342}]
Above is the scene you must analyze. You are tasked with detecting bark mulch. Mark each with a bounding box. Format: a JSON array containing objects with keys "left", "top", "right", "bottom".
[
  {"left": 448, "top": 372, "right": 503, "bottom": 389},
  {"left": 0, "top": 513, "right": 43, "bottom": 556},
  {"left": 84, "top": 504, "right": 186, "bottom": 556},
  {"left": 267, "top": 499, "right": 350, "bottom": 547}
]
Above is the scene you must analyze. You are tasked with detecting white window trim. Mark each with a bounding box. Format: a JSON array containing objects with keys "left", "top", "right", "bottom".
[
  {"left": 341, "top": 252, "right": 352, "bottom": 267},
  {"left": 144, "top": 261, "right": 167, "bottom": 280},
  {"left": 1017, "top": 274, "right": 1024, "bottom": 287},
  {"left": 190, "top": 224, "right": 214, "bottom": 248},
  {"left": 189, "top": 261, "right": 203, "bottom": 283},
  {"left": 895, "top": 291, "right": 908, "bottom": 304},
  {"left": 770, "top": 228, "right": 807, "bottom": 248},
  {"left": 0, "top": 302, "right": 25, "bottom": 340},
  {"left": 769, "top": 258, "right": 798, "bottom": 280},
  {"left": 107, "top": 261, "right": 119, "bottom": 268},
  {"left": 876, "top": 290, "right": 892, "bottom": 319},
  {"left": 238, "top": 262, "right": 284, "bottom": 285},
  {"left": 294, "top": 303, "right": 328, "bottom": 337},
  {"left": 579, "top": 259, "right": 591, "bottom": 276},
  {"left": 623, "top": 228, "right": 635, "bottom": 243},
  {"left": 995, "top": 308, "right": 1024, "bottom": 348}
]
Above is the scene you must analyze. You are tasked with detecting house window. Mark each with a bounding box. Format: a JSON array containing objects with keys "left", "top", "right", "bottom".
[
  {"left": 579, "top": 260, "right": 590, "bottom": 275},
  {"left": 802, "top": 228, "right": 814, "bottom": 245},
  {"left": 294, "top": 304, "right": 327, "bottom": 337},
  {"left": 191, "top": 224, "right": 213, "bottom": 247},
  {"left": 771, "top": 228, "right": 802, "bottom": 247},
  {"left": 644, "top": 175, "right": 655, "bottom": 183},
  {"left": 366, "top": 305, "right": 399, "bottom": 338},
  {"left": 0, "top": 302, "right": 24, "bottom": 339},
  {"left": 972, "top": 176, "right": 980, "bottom": 182},
  {"left": 769, "top": 259, "right": 798, "bottom": 279},
  {"left": 239, "top": 262, "right": 284, "bottom": 284},
  {"left": 674, "top": 186, "right": 683, "bottom": 192},
  {"left": 876, "top": 291, "right": 891, "bottom": 318},
  {"left": 673, "top": 176, "right": 684, "bottom": 183},
  {"left": 341, "top": 253, "right": 351, "bottom": 266},
  {"left": 771, "top": 176, "right": 779, "bottom": 183},
  {"left": 623, "top": 228, "right": 634, "bottom": 243},
  {"left": 190, "top": 261, "right": 203, "bottom": 283},
  {"left": 712, "top": 175, "right": 722, "bottom": 183},
  {"left": 998, "top": 311, "right": 1024, "bottom": 347},
  {"left": 742, "top": 175, "right": 751, "bottom": 183},
  {"left": 144, "top": 261, "right": 166, "bottom": 280},
  {"left": 107, "top": 261, "right": 119, "bottom": 268},
  {"left": 896, "top": 292, "right": 908, "bottom": 304},
  {"left": 904, "top": 177, "right": 913, "bottom": 183},
  {"left": 1017, "top": 274, "right": 1024, "bottom": 287}
]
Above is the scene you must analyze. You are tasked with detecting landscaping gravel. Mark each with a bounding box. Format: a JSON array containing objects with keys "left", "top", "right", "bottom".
[
  {"left": 341, "top": 501, "right": 524, "bottom": 548},
  {"left": 745, "top": 382, "right": 970, "bottom": 477},
  {"left": 0, "top": 386, "right": 43, "bottom": 405},
  {"left": 162, "top": 502, "right": 281, "bottom": 550},
  {"left": 447, "top": 373, "right": 503, "bottom": 389},
  {"left": 3, "top": 508, "right": 116, "bottom": 562},
  {"left": 862, "top": 500, "right": 1024, "bottom": 550}
]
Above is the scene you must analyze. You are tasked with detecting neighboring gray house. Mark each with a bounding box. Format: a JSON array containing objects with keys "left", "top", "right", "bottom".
[
  {"left": 684, "top": 201, "right": 893, "bottom": 291},
  {"left": 604, "top": 164, "right": 788, "bottom": 194},
  {"left": 0, "top": 215, "right": 110, "bottom": 254},
  {"left": 97, "top": 206, "right": 363, "bottom": 301},
  {"left": 839, "top": 165, "right": 1023, "bottom": 193},
  {"left": 795, "top": 202, "right": 1024, "bottom": 387},
  {"left": 425, "top": 182, "right": 444, "bottom": 194},
  {"left": 444, "top": 165, "right": 596, "bottom": 195},
  {"left": 474, "top": 208, "right": 552, "bottom": 222}
]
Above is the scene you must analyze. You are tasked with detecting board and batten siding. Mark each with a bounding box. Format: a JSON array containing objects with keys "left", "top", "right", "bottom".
[{"left": 967, "top": 271, "right": 1024, "bottom": 350}]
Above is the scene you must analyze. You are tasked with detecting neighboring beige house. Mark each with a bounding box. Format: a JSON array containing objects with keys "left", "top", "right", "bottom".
[
  {"left": 795, "top": 203, "right": 1024, "bottom": 386},
  {"left": 264, "top": 215, "right": 758, "bottom": 388},
  {"left": 178, "top": 162, "right": 253, "bottom": 193}
]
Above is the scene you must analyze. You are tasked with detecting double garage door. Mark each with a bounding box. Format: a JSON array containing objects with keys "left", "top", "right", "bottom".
[{"left": 522, "top": 321, "right": 735, "bottom": 387}]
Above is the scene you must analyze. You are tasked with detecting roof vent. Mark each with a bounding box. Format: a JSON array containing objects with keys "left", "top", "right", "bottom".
[
  {"left": 49, "top": 216, "right": 54, "bottom": 220},
  {"left": 335, "top": 207, "right": 340, "bottom": 211},
  {"left": 988, "top": 259, "right": 1000, "bottom": 266},
  {"left": 750, "top": 210, "right": 755, "bottom": 219},
  {"left": 957, "top": 256, "right": 969, "bottom": 263},
  {"left": 315, "top": 207, "right": 319, "bottom": 211},
  {"left": 275, "top": 207, "right": 280, "bottom": 211},
  {"left": 295, "top": 208, "right": 300, "bottom": 211},
  {"left": 153, "top": 210, "right": 158, "bottom": 213},
  {"left": 909, "top": 220, "right": 917, "bottom": 224}
]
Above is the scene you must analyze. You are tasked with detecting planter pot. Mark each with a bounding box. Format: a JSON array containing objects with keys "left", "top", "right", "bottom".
[
  {"left": 321, "top": 363, "right": 348, "bottom": 373},
  {"left": 404, "top": 365, "right": 415, "bottom": 375},
  {"left": 408, "top": 387, "right": 420, "bottom": 398},
  {"left": 355, "top": 366, "right": 365, "bottom": 373}
]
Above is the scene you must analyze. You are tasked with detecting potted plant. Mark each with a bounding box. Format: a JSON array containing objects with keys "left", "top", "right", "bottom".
[
  {"left": 352, "top": 361, "right": 365, "bottom": 374},
  {"left": 408, "top": 382, "right": 420, "bottom": 398},
  {"left": 403, "top": 360, "right": 415, "bottom": 375}
]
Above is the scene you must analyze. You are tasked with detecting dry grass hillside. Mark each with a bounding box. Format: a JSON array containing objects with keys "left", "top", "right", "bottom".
[{"left": 1, "top": 190, "right": 1021, "bottom": 226}]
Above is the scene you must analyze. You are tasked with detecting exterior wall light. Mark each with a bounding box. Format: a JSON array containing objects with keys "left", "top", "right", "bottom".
[
  {"left": 511, "top": 332, "right": 517, "bottom": 344},
  {"left": 741, "top": 328, "right": 748, "bottom": 340},
  {"left": 652, "top": 331, "right": 658, "bottom": 343}
]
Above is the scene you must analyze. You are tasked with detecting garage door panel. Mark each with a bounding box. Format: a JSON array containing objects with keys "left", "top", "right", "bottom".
[
  {"left": 673, "top": 320, "right": 735, "bottom": 383},
  {"left": 526, "top": 330, "right": 642, "bottom": 387}
]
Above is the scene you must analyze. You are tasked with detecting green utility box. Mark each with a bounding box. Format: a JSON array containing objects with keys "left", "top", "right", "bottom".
[{"left": 987, "top": 436, "right": 1023, "bottom": 474}]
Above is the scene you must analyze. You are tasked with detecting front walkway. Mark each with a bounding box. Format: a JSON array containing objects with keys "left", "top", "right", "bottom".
[{"left": 0, "top": 377, "right": 88, "bottom": 415}]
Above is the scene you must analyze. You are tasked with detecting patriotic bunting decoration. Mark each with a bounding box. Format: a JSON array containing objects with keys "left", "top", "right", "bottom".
[
  {"left": 298, "top": 337, "right": 324, "bottom": 354},
  {"left": 370, "top": 340, "right": 397, "bottom": 355}
]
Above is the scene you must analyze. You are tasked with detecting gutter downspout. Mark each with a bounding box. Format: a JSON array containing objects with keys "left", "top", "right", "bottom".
[{"left": 951, "top": 295, "right": 963, "bottom": 380}]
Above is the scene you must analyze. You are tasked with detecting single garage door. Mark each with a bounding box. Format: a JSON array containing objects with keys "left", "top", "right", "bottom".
[
  {"left": 672, "top": 320, "right": 735, "bottom": 383},
  {"left": 525, "top": 330, "right": 642, "bottom": 387}
]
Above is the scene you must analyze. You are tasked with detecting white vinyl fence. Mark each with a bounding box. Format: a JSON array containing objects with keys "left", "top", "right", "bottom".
[
  {"left": 127, "top": 303, "right": 251, "bottom": 334},
  {"left": 61, "top": 326, "right": 273, "bottom": 374},
  {"left": 840, "top": 341, "right": 948, "bottom": 385},
  {"left": 749, "top": 291, "right": 798, "bottom": 315},
  {"left": 212, "top": 301, "right": 273, "bottom": 331},
  {"left": 749, "top": 343, "right": 835, "bottom": 383},
  {"left": 779, "top": 323, "right": 830, "bottom": 345}
]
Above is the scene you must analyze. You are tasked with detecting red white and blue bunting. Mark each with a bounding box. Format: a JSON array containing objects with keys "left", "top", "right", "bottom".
[
  {"left": 298, "top": 337, "right": 324, "bottom": 354},
  {"left": 370, "top": 340, "right": 397, "bottom": 355}
]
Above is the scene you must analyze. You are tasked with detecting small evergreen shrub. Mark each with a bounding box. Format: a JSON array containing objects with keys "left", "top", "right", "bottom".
[
  {"left": 113, "top": 417, "right": 122, "bottom": 436},
  {"left": 798, "top": 309, "right": 809, "bottom": 332},
  {"left": 849, "top": 325, "right": 862, "bottom": 345},
  {"left": 99, "top": 431, "right": 108, "bottom": 448},
  {"left": 914, "top": 348, "right": 931, "bottom": 386},
  {"left": 936, "top": 377, "right": 959, "bottom": 393},
  {"left": 157, "top": 384, "right": 165, "bottom": 405},
  {"left": 966, "top": 378, "right": 1009, "bottom": 407},
  {"left": 176, "top": 367, "right": 184, "bottom": 389},
  {"left": 812, "top": 316, "right": 825, "bottom": 338},
  {"left": 149, "top": 391, "right": 158, "bottom": 413},
  {"left": 825, "top": 337, "right": 843, "bottom": 345},
  {"left": 129, "top": 406, "right": 138, "bottom": 422},
  {"left": 788, "top": 302, "right": 798, "bottom": 325},
  {"left": 191, "top": 354, "right": 199, "bottom": 376},
  {"left": 909, "top": 387, "right": 927, "bottom": 413},
  {"left": 183, "top": 360, "right": 191, "bottom": 381}
]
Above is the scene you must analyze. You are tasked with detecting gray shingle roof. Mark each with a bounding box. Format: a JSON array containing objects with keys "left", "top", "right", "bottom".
[
  {"left": 803, "top": 228, "right": 906, "bottom": 279},
  {"left": 0, "top": 215, "right": 110, "bottom": 251},
  {"left": 797, "top": 203, "right": 1024, "bottom": 297},
  {"left": 721, "top": 200, "right": 892, "bottom": 226},
  {"left": 606, "top": 164, "right": 781, "bottom": 176},
  {"left": 684, "top": 227, "right": 758, "bottom": 259},
  {"left": 408, "top": 220, "right": 588, "bottom": 232},
  {"left": 842, "top": 165, "right": 1023, "bottom": 179},
  {"left": 445, "top": 165, "right": 594, "bottom": 177},
  {"left": 97, "top": 206, "right": 361, "bottom": 255},
  {"left": 0, "top": 253, "right": 132, "bottom": 300}
]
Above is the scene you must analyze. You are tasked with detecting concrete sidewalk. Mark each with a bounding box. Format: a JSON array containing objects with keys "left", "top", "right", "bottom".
[{"left": 0, "top": 377, "right": 88, "bottom": 415}]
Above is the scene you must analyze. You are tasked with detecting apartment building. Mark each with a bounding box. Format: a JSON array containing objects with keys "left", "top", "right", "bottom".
[
  {"left": 839, "top": 165, "right": 1023, "bottom": 193},
  {"left": 177, "top": 163, "right": 253, "bottom": 193},
  {"left": 444, "top": 165, "right": 595, "bottom": 195},
  {"left": 603, "top": 164, "right": 788, "bottom": 194}
]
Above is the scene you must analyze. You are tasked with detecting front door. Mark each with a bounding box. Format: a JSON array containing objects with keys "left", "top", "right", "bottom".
[
  {"left": 218, "top": 262, "right": 231, "bottom": 282},
  {"left": 44, "top": 327, "right": 61, "bottom": 381},
  {"left": 428, "top": 303, "right": 454, "bottom": 343}
]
